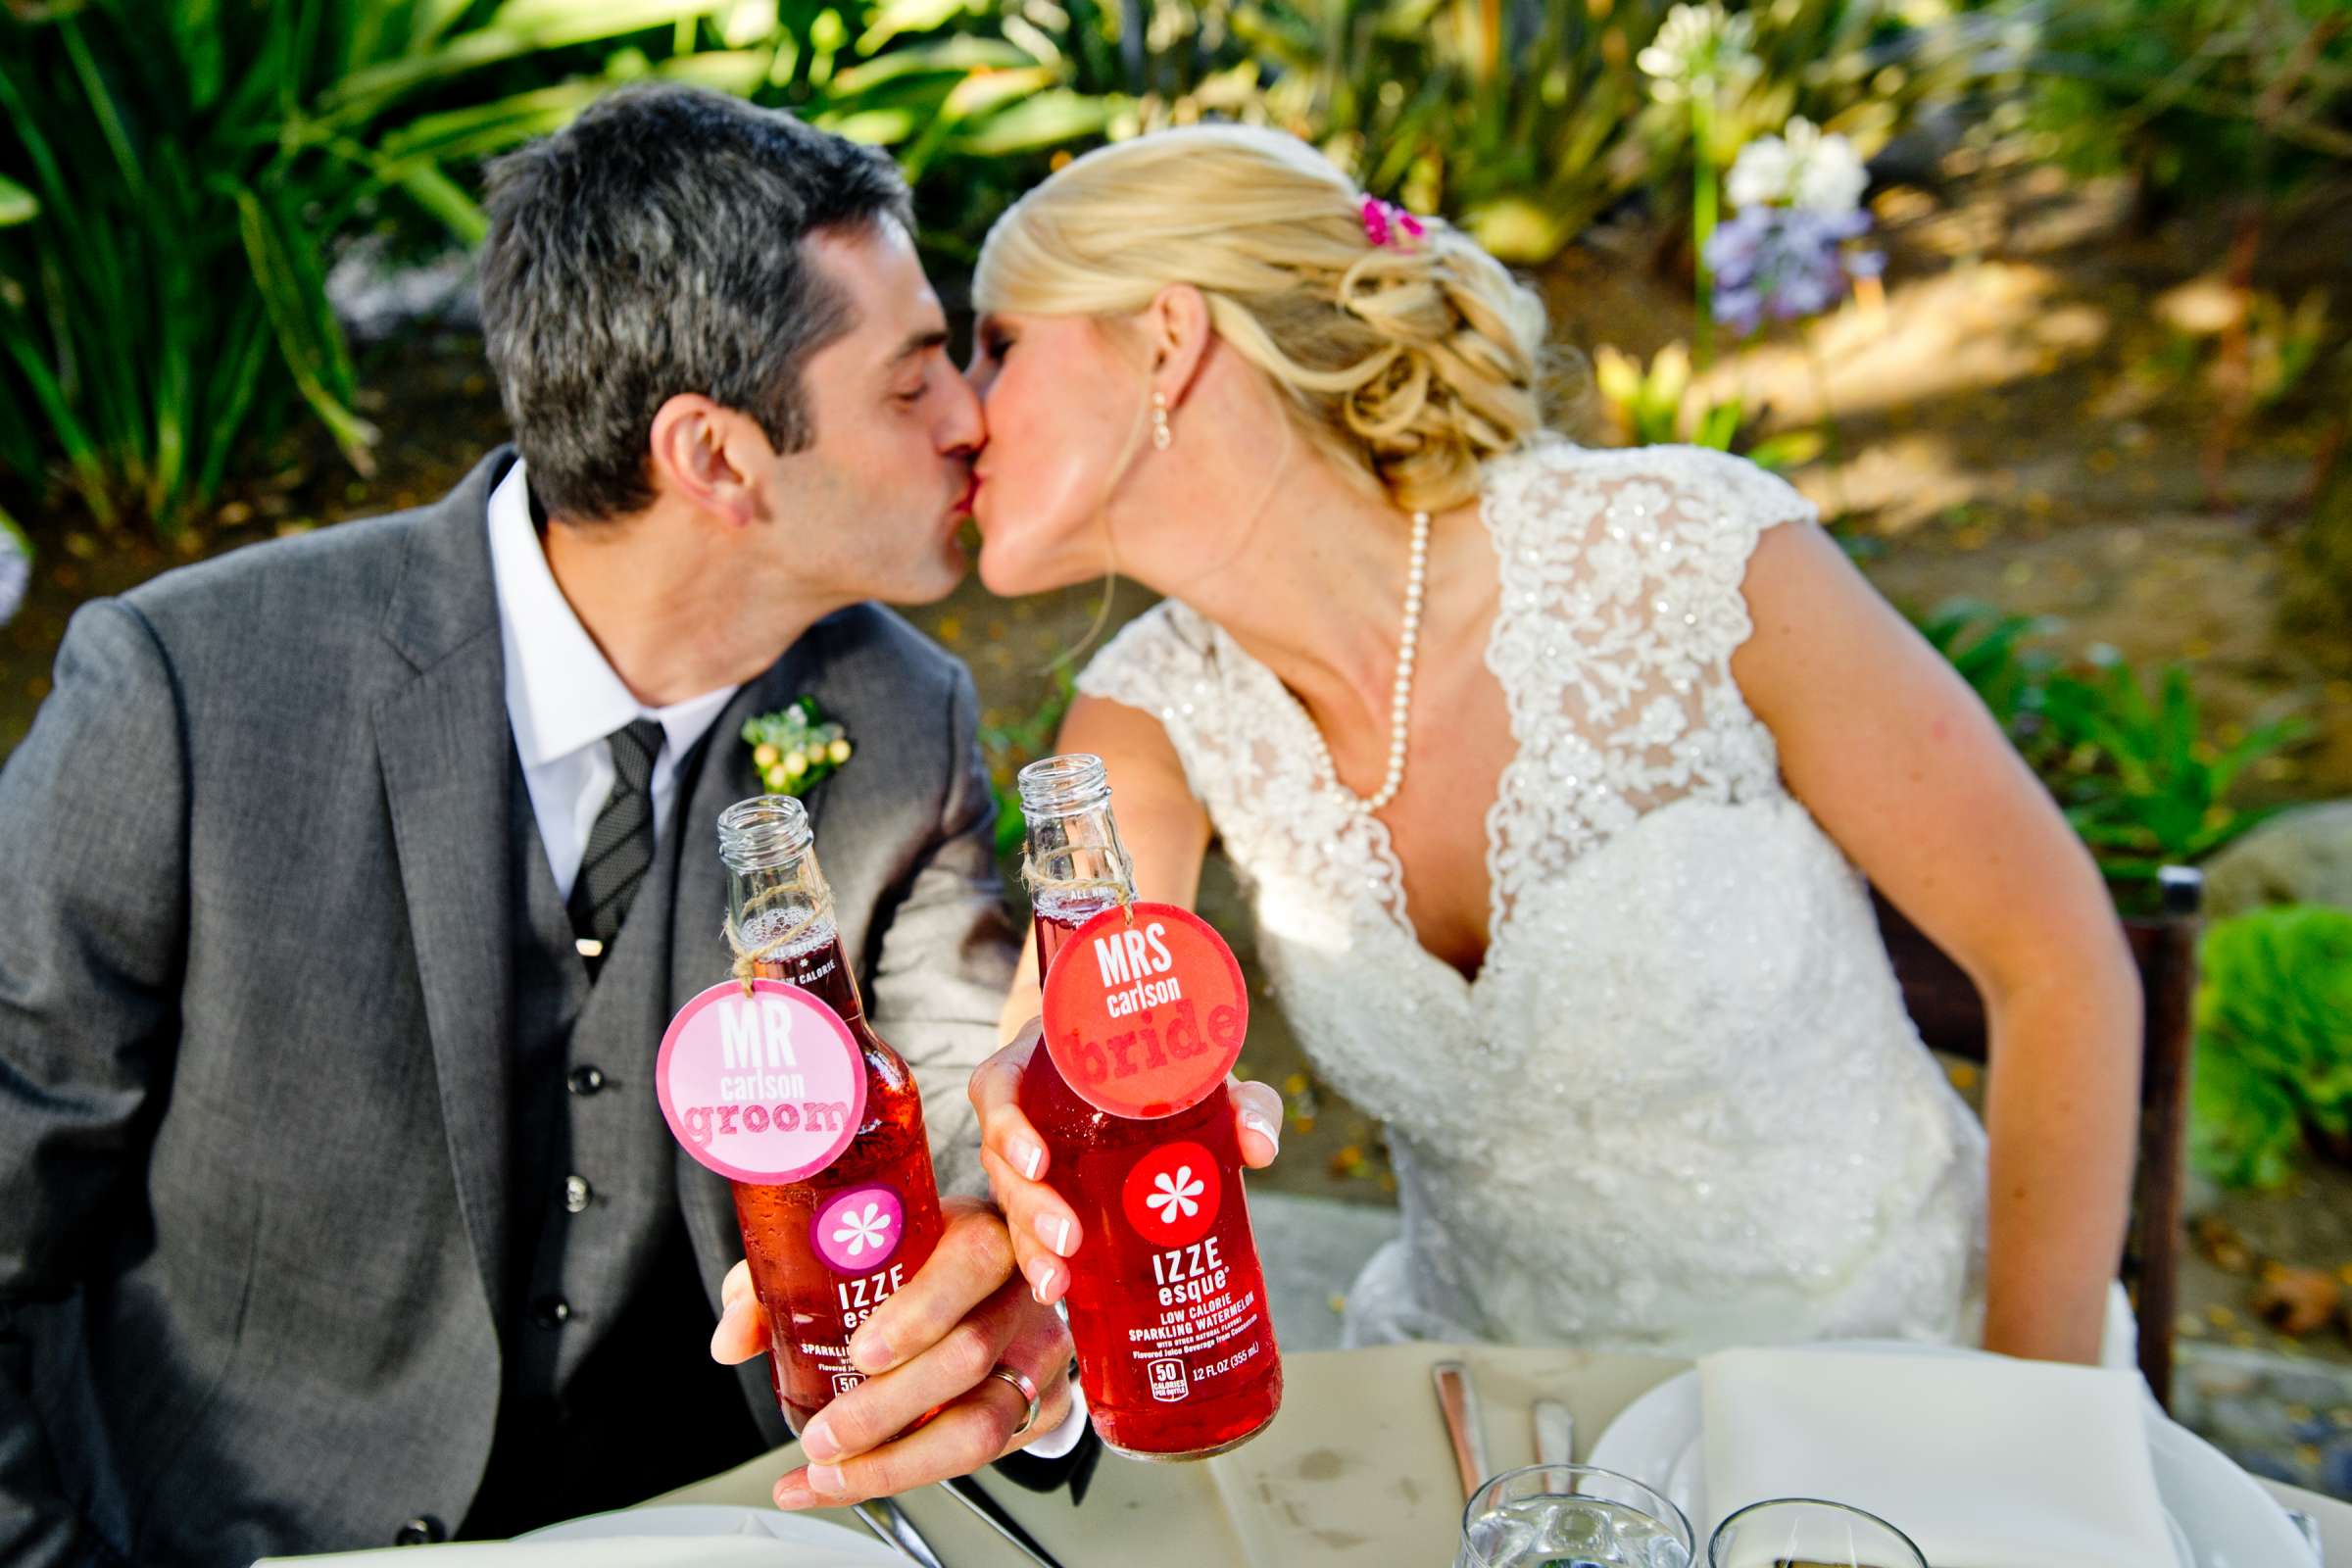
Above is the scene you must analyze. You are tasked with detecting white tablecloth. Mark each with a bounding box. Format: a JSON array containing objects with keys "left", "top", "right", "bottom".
[{"left": 642, "top": 1344, "right": 2352, "bottom": 1565}]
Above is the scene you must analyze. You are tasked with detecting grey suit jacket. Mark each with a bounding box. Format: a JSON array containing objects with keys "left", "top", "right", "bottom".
[{"left": 0, "top": 449, "right": 1018, "bottom": 1566}]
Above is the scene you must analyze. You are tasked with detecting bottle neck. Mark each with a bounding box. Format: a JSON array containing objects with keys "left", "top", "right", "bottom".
[
  {"left": 1023, "top": 800, "right": 1135, "bottom": 923},
  {"left": 717, "top": 796, "right": 864, "bottom": 1024},
  {"left": 727, "top": 861, "right": 865, "bottom": 1025}
]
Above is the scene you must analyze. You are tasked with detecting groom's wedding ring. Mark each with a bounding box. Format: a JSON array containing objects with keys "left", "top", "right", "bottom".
[{"left": 988, "top": 1363, "right": 1043, "bottom": 1439}]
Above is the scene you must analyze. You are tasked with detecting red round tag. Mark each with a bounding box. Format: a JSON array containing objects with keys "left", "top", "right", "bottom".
[{"left": 1039, "top": 902, "right": 1249, "bottom": 1120}]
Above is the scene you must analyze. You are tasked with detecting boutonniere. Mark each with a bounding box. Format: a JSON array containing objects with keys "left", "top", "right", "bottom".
[{"left": 744, "top": 697, "right": 852, "bottom": 798}]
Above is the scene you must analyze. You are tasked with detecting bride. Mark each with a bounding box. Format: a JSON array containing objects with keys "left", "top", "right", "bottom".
[{"left": 960, "top": 124, "right": 2138, "bottom": 1365}]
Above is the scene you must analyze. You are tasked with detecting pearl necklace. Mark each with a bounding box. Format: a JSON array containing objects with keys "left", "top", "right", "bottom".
[{"left": 1300, "top": 510, "right": 1430, "bottom": 815}]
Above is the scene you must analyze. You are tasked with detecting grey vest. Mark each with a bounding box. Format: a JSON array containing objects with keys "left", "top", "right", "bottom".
[{"left": 459, "top": 749, "right": 762, "bottom": 1538}]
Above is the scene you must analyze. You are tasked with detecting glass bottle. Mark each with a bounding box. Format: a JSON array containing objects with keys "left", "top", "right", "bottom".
[
  {"left": 1017, "top": 755, "right": 1282, "bottom": 1459},
  {"left": 716, "top": 795, "right": 946, "bottom": 1432}
]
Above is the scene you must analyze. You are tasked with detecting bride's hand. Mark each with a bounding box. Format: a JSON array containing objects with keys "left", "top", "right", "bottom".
[{"left": 969, "top": 1018, "right": 1284, "bottom": 1306}]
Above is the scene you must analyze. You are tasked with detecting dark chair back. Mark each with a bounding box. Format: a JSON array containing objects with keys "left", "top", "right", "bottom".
[{"left": 1870, "top": 868, "right": 2203, "bottom": 1408}]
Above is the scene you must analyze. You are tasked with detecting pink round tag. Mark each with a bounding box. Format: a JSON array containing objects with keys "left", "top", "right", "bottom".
[
  {"left": 657, "top": 979, "right": 869, "bottom": 1184},
  {"left": 1040, "top": 903, "right": 1249, "bottom": 1120}
]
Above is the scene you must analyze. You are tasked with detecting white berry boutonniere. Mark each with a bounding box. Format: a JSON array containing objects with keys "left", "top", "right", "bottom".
[{"left": 744, "top": 698, "right": 852, "bottom": 797}]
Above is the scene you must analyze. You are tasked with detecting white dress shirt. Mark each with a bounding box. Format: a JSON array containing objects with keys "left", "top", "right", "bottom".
[
  {"left": 485, "top": 459, "right": 1087, "bottom": 1461},
  {"left": 486, "top": 461, "right": 740, "bottom": 902}
]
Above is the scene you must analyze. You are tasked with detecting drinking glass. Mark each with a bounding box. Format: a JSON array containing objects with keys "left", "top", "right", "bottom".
[
  {"left": 1706, "top": 1498, "right": 1927, "bottom": 1568},
  {"left": 1456, "top": 1463, "right": 1694, "bottom": 1568}
]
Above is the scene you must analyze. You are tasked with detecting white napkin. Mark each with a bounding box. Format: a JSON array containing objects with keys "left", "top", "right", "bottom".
[{"left": 1699, "top": 1346, "right": 2179, "bottom": 1568}]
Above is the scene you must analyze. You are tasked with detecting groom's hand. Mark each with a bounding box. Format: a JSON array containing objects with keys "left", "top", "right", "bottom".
[
  {"left": 969, "top": 1018, "right": 1285, "bottom": 1307},
  {"left": 710, "top": 1197, "right": 1077, "bottom": 1509}
]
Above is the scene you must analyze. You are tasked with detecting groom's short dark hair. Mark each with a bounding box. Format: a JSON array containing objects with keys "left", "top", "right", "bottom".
[{"left": 480, "top": 83, "right": 913, "bottom": 522}]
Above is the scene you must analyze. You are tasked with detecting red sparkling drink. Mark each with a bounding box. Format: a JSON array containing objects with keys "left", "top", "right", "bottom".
[
  {"left": 717, "top": 797, "right": 945, "bottom": 1433},
  {"left": 1018, "top": 756, "right": 1282, "bottom": 1460}
]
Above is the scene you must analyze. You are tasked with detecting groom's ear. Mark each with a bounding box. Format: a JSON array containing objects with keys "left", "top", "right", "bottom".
[
  {"left": 648, "top": 393, "right": 770, "bottom": 529},
  {"left": 1143, "top": 285, "right": 1213, "bottom": 408}
]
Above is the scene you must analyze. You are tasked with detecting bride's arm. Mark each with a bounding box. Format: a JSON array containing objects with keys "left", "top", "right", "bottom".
[
  {"left": 1731, "top": 520, "right": 2139, "bottom": 1366},
  {"left": 978, "top": 693, "right": 1283, "bottom": 1305}
]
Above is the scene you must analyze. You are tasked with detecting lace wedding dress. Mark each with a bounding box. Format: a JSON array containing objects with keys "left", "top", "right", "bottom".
[{"left": 1075, "top": 438, "right": 1988, "bottom": 1356}]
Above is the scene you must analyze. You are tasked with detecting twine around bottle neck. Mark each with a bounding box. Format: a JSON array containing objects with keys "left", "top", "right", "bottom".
[
  {"left": 1022, "top": 838, "right": 1138, "bottom": 923},
  {"left": 721, "top": 859, "right": 836, "bottom": 998}
]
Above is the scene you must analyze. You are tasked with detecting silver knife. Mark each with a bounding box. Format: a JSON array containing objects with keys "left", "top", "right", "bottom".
[
  {"left": 1432, "top": 1360, "right": 1492, "bottom": 1500},
  {"left": 851, "top": 1496, "right": 948, "bottom": 1568},
  {"left": 939, "top": 1473, "right": 1063, "bottom": 1568},
  {"left": 1533, "top": 1398, "right": 1574, "bottom": 1467}
]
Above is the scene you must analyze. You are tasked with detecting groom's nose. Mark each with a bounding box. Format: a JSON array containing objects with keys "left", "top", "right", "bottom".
[{"left": 935, "top": 361, "right": 986, "bottom": 457}]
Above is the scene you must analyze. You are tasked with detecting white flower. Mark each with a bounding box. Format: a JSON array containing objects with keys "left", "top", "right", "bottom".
[
  {"left": 831, "top": 1201, "right": 893, "bottom": 1258},
  {"left": 1727, "top": 119, "right": 1870, "bottom": 215},
  {"left": 0, "top": 523, "right": 25, "bottom": 630},
  {"left": 1637, "top": 3, "right": 1756, "bottom": 103},
  {"left": 1145, "top": 1165, "right": 1204, "bottom": 1223}
]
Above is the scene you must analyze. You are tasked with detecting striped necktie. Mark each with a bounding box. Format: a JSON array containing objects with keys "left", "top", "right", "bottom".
[{"left": 566, "top": 717, "right": 666, "bottom": 972}]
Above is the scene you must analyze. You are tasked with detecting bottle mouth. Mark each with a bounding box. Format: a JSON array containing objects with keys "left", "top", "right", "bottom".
[
  {"left": 1017, "top": 753, "right": 1112, "bottom": 817},
  {"left": 716, "top": 795, "right": 813, "bottom": 871}
]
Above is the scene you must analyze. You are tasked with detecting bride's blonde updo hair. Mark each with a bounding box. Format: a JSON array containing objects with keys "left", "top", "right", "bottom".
[{"left": 974, "top": 124, "right": 1550, "bottom": 514}]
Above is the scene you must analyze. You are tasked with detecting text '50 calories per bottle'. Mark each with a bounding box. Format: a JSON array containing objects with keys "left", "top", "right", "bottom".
[
  {"left": 1017, "top": 753, "right": 1281, "bottom": 1460},
  {"left": 657, "top": 794, "right": 945, "bottom": 1433}
]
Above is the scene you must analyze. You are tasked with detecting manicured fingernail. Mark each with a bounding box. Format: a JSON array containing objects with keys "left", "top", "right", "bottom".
[
  {"left": 1014, "top": 1138, "right": 1045, "bottom": 1180},
  {"left": 850, "top": 1329, "right": 893, "bottom": 1374},
  {"left": 800, "top": 1417, "right": 839, "bottom": 1462},
  {"left": 1242, "top": 1112, "right": 1280, "bottom": 1152},
  {"left": 807, "top": 1462, "right": 847, "bottom": 1495},
  {"left": 1026, "top": 1255, "right": 1061, "bottom": 1304},
  {"left": 773, "top": 1472, "right": 815, "bottom": 1510},
  {"left": 1036, "top": 1212, "right": 1073, "bottom": 1255}
]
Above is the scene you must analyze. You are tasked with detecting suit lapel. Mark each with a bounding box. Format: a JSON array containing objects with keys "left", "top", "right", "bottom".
[{"left": 374, "top": 450, "right": 520, "bottom": 1322}]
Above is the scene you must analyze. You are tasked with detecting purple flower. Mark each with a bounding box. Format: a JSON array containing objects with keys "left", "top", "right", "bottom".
[{"left": 1704, "top": 206, "right": 1883, "bottom": 332}]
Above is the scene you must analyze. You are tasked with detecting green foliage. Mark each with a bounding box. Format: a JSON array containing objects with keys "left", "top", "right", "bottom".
[
  {"left": 2014, "top": 0, "right": 2352, "bottom": 204},
  {"left": 752, "top": 0, "right": 1132, "bottom": 265},
  {"left": 980, "top": 660, "right": 1077, "bottom": 858},
  {"left": 0, "top": 0, "right": 1127, "bottom": 535},
  {"left": 1137, "top": 0, "right": 1974, "bottom": 265},
  {"left": 0, "top": 0, "right": 740, "bottom": 533},
  {"left": 1227, "top": 0, "right": 1671, "bottom": 264},
  {"left": 1591, "top": 340, "right": 1827, "bottom": 468},
  {"left": 2190, "top": 905, "right": 2352, "bottom": 1190},
  {"left": 1636, "top": 0, "right": 1986, "bottom": 250},
  {"left": 2037, "top": 657, "right": 2308, "bottom": 882},
  {"left": 1909, "top": 600, "right": 2307, "bottom": 883}
]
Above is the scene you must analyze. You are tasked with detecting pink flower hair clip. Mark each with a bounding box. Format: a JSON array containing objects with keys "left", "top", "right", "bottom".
[{"left": 1359, "top": 195, "right": 1426, "bottom": 249}]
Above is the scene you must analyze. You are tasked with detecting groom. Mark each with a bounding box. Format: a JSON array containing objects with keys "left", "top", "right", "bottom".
[{"left": 0, "top": 85, "right": 1078, "bottom": 1565}]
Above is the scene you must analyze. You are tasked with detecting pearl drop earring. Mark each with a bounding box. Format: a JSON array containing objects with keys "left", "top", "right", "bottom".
[{"left": 1151, "top": 391, "right": 1173, "bottom": 452}]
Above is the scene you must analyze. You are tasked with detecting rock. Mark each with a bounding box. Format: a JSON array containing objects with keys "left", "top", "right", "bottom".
[
  {"left": 2252, "top": 1264, "right": 2342, "bottom": 1336},
  {"left": 2204, "top": 801, "right": 2352, "bottom": 919}
]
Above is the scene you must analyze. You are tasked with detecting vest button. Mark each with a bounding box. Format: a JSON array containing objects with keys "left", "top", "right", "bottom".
[
  {"left": 393, "top": 1516, "right": 445, "bottom": 1545},
  {"left": 564, "top": 1175, "right": 593, "bottom": 1213},
  {"left": 567, "top": 1065, "right": 606, "bottom": 1096},
  {"left": 530, "top": 1295, "right": 572, "bottom": 1329}
]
